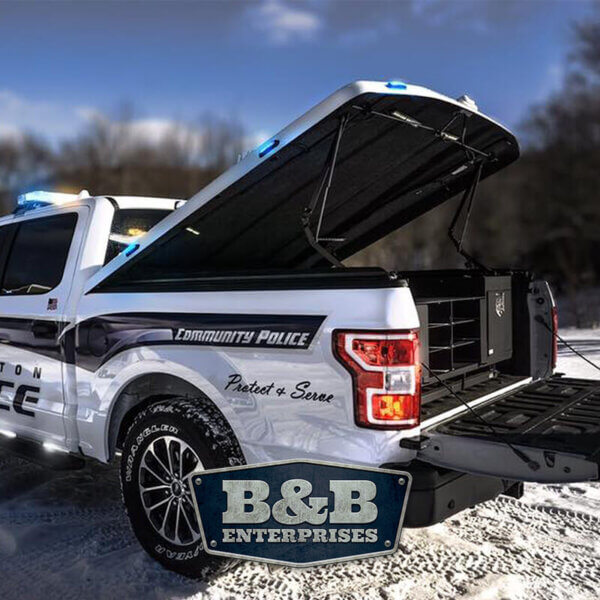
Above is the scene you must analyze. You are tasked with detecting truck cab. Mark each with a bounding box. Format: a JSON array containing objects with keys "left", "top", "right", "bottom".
[{"left": 0, "top": 193, "right": 180, "bottom": 451}]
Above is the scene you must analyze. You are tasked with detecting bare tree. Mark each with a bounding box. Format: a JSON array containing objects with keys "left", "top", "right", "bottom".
[
  {"left": 0, "top": 134, "right": 52, "bottom": 214},
  {"left": 55, "top": 108, "right": 245, "bottom": 199}
]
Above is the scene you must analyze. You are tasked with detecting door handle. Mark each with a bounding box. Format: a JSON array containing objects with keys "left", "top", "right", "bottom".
[{"left": 32, "top": 320, "right": 59, "bottom": 339}]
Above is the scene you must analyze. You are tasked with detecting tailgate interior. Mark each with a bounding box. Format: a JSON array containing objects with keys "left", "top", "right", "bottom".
[{"left": 417, "top": 376, "right": 600, "bottom": 482}]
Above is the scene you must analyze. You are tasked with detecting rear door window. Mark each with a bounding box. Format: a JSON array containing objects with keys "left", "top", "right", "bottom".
[
  {"left": 1, "top": 213, "right": 78, "bottom": 295},
  {"left": 104, "top": 209, "right": 170, "bottom": 264}
]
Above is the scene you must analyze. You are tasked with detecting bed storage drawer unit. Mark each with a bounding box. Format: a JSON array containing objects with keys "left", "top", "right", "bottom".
[{"left": 411, "top": 273, "right": 513, "bottom": 384}]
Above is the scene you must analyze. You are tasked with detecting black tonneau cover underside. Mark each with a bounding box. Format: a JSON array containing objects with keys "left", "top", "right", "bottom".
[{"left": 96, "top": 89, "right": 518, "bottom": 289}]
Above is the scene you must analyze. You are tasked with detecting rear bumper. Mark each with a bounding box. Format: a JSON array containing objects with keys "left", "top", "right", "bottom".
[{"left": 382, "top": 460, "right": 520, "bottom": 527}]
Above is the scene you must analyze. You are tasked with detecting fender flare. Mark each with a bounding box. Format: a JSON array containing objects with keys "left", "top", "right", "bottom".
[{"left": 105, "top": 372, "right": 243, "bottom": 461}]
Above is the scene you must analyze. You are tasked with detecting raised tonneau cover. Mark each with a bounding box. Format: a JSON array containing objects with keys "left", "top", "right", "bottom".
[{"left": 87, "top": 81, "right": 519, "bottom": 292}]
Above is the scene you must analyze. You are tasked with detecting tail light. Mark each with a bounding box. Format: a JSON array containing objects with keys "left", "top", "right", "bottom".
[
  {"left": 551, "top": 306, "right": 559, "bottom": 370},
  {"left": 333, "top": 331, "right": 421, "bottom": 429}
]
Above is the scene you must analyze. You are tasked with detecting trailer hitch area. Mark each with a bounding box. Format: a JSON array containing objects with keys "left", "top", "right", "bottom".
[{"left": 400, "top": 435, "right": 430, "bottom": 451}]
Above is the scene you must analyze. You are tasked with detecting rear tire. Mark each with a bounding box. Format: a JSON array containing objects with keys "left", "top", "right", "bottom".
[{"left": 120, "top": 396, "right": 245, "bottom": 578}]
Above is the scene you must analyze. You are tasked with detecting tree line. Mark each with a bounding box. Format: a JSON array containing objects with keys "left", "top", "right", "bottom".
[{"left": 0, "top": 109, "right": 245, "bottom": 213}]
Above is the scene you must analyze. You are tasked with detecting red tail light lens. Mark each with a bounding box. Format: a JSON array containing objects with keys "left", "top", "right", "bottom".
[
  {"left": 351, "top": 337, "right": 417, "bottom": 367},
  {"left": 333, "top": 331, "right": 421, "bottom": 429},
  {"left": 551, "top": 306, "right": 559, "bottom": 370}
]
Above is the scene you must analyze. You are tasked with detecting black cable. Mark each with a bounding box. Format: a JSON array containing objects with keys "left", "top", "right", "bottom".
[
  {"left": 535, "top": 315, "right": 600, "bottom": 374},
  {"left": 422, "top": 362, "right": 540, "bottom": 471}
]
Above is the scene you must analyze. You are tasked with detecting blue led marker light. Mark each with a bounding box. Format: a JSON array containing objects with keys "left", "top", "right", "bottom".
[
  {"left": 124, "top": 242, "right": 140, "bottom": 257},
  {"left": 258, "top": 139, "right": 280, "bottom": 158},
  {"left": 386, "top": 81, "right": 407, "bottom": 90}
]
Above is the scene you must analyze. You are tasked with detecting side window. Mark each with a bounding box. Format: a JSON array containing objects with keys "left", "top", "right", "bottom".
[
  {"left": 104, "top": 209, "right": 171, "bottom": 265},
  {"left": 1, "top": 213, "right": 78, "bottom": 296}
]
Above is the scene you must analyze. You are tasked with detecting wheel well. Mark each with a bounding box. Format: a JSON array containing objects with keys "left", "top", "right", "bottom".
[{"left": 107, "top": 373, "right": 233, "bottom": 461}]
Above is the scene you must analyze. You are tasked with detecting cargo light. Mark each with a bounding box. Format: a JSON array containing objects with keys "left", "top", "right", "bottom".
[
  {"left": 386, "top": 80, "right": 407, "bottom": 90},
  {"left": 258, "top": 139, "right": 280, "bottom": 158},
  {"left": 333, "top": 331, "right": 421, "bottom": 429}
]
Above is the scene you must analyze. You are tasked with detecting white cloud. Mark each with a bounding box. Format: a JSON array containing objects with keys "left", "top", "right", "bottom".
[
  {"left": 79, "top": 110, "right": 202, "bottom": 148},
  {"left": 0, "top": 90, "right": 88, "bottom": 141},
  {"left": 0, "top": 92, "right": 209, "bottom": 153},
  {"left": 0, "top": 123, "right": 24, "bottom": 141},
  {"left": 124, "top": 118, "right": 181, "bottom": 145},
  {"left": 250, "top": 0, "right": 322, "bottom": 44}
]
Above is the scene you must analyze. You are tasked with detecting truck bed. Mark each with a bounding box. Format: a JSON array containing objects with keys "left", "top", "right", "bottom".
[{"left": 421, "top": 373, "right": 529, "bottom": 425}]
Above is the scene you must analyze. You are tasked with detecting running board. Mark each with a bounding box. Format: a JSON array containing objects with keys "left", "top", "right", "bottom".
[{"left": 0, "top": 435, "right": 85, "bottom": 470}]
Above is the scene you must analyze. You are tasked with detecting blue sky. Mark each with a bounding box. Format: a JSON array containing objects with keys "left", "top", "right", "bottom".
[{"left": 0, "top": 0, "right": 595, "bottom": 146}]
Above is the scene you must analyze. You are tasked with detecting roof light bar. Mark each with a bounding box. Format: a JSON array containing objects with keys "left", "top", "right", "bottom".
[{"left": 17, "top": 189, "right": 89, "bottom": 210}]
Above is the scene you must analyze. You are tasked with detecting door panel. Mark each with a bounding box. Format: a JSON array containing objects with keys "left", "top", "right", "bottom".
[
  {"left": 0, "top": 208, "right": 87, "bottom": 448},
  {"left": 417, "top": 376, "right": 600, "bottom": 483}
]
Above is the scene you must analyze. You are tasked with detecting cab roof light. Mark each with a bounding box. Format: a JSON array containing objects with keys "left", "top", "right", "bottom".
[
  {"left": 386, "top": 80, "right": 407, "bottom": 90},
  {"left": 258, "top": 138, "right": 280, "bottom": 158}
]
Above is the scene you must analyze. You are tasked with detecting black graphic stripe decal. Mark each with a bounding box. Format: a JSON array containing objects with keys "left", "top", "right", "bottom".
[
  {"left": 0, "top": 317, "right": 66, "bottom": 362},
  {"left": 75, "top": 313, "right": 326, "bottom": 371},
  {"left": 0, "top": 314, "right": 326, "bottom": 372}
]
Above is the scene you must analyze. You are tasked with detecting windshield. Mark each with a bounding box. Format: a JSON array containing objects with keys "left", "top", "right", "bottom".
[{"left": 105, "top": 209, "right": 171, "bottom": 264}]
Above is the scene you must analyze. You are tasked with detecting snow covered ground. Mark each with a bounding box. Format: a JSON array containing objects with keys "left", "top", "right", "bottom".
[{"left": 0, "top": 331, "right": 599, "bottom": 600}]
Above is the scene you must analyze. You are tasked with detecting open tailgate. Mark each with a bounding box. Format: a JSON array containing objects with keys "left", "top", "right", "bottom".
[{"left": 416, "top": 376, "right": 600, "bottom": 483}]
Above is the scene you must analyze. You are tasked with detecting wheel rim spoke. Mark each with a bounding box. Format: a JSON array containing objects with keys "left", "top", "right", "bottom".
[
  {"left": 181, "top": 452, "right": 199, "bottom": 479},
  {"left": 140, "top": 462, "right": 169, "bottom": 486},
  {"left": 146, "top": 495, "right": 171, "bottom": 512},
  {"left": 174, "top": 500, "right": 182, "bottom": 544},
  {"left": 150, "top": 440, "right": 172, "bottom": 480},
  {"left": 180, "top": 499, "right": 196, "bottom": 536},
  {"left": 159, "top": 498, "right": 174, "bottom": 535},
  {"left": 142, "top": 484, "right": 169, "bottom": 493}
]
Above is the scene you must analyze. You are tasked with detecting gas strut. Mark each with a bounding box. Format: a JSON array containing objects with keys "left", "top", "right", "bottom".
[
  {"left": 301, "top": 114, "right": 349, "bottom": 269},
  {"left": 354, "top": 102, "right": 494, "bottom": 273},
  {"left": 447, "top": 161, "right": 493, "bottom": 273}
]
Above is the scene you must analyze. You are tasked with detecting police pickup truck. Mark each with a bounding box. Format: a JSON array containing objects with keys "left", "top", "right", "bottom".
[{"left": 0, "top": 81, "right": 598, "bottom": 576}]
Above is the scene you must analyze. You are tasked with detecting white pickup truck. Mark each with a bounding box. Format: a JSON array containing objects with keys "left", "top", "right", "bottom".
[{"left": 0, "top": 81, "right": 598, "bottom": 576}]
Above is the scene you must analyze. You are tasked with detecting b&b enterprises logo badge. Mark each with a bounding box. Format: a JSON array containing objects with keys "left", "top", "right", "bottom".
[{"left": 189, "top": 460, "right": 412, "bottom": 566}]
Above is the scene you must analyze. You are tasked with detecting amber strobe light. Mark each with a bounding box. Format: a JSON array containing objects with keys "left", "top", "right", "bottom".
[{"left": 334, "top": 331, "right": 421, "bottom": 428}]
